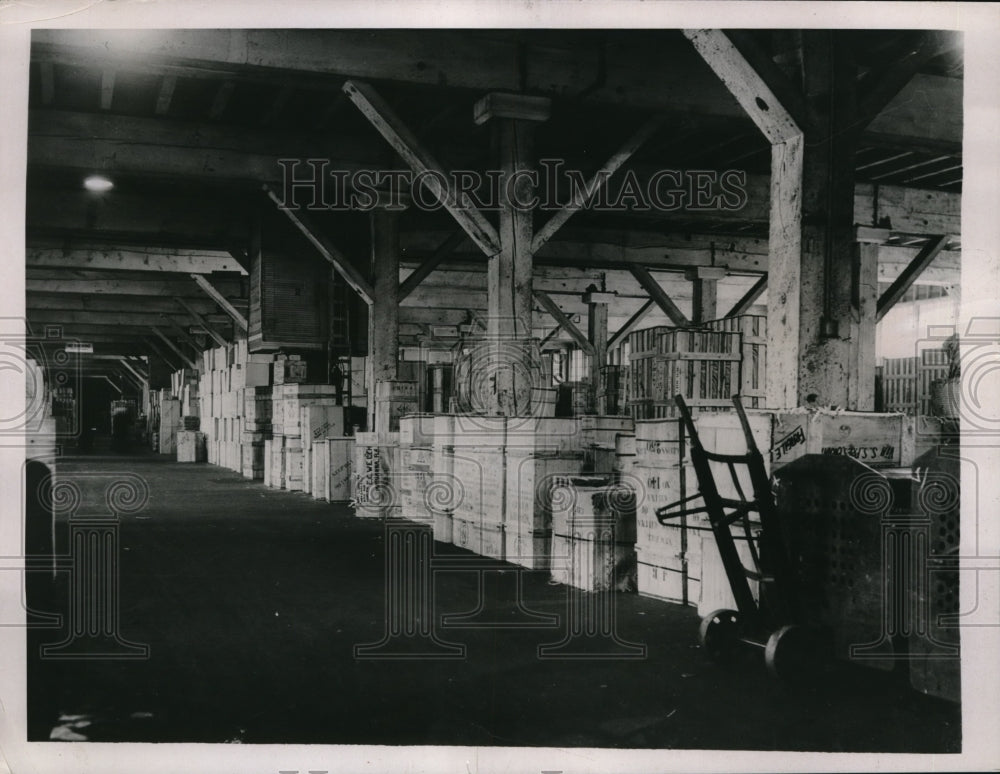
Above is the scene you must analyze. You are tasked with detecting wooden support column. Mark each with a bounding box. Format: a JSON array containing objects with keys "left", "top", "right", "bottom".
[
  {"left": 370, "top": 207, "right": 400, "bottom": 435},
  {"left": 686, "top": 266, "right": 726, "bottom": 323},
  {"left": 796, "top": 32, "right": 862, "bottom": 408},
  {"left": 850, "top": 242, "right": 879, "bottom": 411},
  {"left": 584, "top": 289, "right": 615, "bottom": 414},
  {"left": 476, "top": 93, "right": 549, "bottom": 415}
]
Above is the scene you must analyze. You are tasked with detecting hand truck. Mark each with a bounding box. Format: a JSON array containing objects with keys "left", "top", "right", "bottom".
[{"left": 656, "top": 394, "right": 826, "bottom": 679}]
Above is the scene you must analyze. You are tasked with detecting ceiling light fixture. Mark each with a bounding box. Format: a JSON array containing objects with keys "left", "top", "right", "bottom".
[{"left": 83, "top": 175, "right": 114, "bottom": 193}]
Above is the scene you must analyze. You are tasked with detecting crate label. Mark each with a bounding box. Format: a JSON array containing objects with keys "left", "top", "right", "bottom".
[{"left": 771, "top": 425, "right": 806, "bottom": 462}]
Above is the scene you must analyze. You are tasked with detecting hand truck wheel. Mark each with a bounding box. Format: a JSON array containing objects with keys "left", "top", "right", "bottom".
[
  {"left": 764, "top": 624, "right": 824, "bottom": 682},
  {"left": 698, "top": 609, "right": 741, "bottom": 663}
]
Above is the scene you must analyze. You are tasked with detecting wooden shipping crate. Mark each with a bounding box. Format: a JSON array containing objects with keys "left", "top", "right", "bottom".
[
  {"left": 298, "top": 404, "right": 345, "bottom": 450},
  {"left": 433, "top": 511, "right": 454, "bottom": 544},
  {"left": 504, "top": 526, "right": 552, "bottom": 571},
  {"left": 771, "top": 410, "right": 906, "bottom": 470},
  {"left": 636, "top": 550, "right": 700, "bottom": 607},
  {"left": 504, "top": 417, "right": 582, "bottom": 453},
  {"left": 550, "top": 478, "right": 637, "bottom": 544},
  {"left": 176, "top": 431, "right": 206, "bottom": 463},
  {"left": 550, "top": 533, "right": 636, "bottom": 592},
  {"left": 452, "top": 516, "right": 504, "bottom": 559},
  {"left": 504, "top": 451, "right": 584, "bottom": 532},
  {"left": 398, "top": 413, "right": 436, "bottom": 447},
  {"left": 706, "top": 315, "right": 767, "bottom": 408},
  {"left": 450, "top": 448, "right": 505, "bottom": 527}
]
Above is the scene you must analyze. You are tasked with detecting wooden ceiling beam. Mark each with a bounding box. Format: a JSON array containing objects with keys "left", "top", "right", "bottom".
[
  {"left": 150, "top": 327, "right": 198, "bottom": 370},
  {"left": 26, "top": 277, "right": 243, "bottom": 298},
  {"left": 26, "top": 292, "right": 234, "bottom": 316},
  {"left": 532, "top": 114, "right": 667, "bottom": 254},
  {"left": 263, "top": 184, "right": 375, "bottom": 305},
  {"left": 608, "top": 298, "right": 655, "bottom": 350},
  {"left": 191, "top": 273, "right": 249, "bottom": 331},
  {"left": 343, "top": 79, "right": 501, "bottom": 258},
  {"left": 876, "top": 234, "right": 950, "bottom": 322},
  {"left": 683, "top": 29, "right": 801, "bottom": 144},
  {"left": 31, "top": 29, "right": 744, "bottom": 118},
  {"left": 398, "top": 231, "right": 465, "bottom": 302},
  {"left": 100, "top": 69, "right": 116, "bottom": 111},
  {"left": 627, "top": 264, "right": 690, "bottom": 327},
  {"left": 723, "top": 275, "right": 768, "bottom": 318},
  {"left": 26, "top": 244, "right": 245, "bottom": 274},
  {"left": 533, "top": 290, "right": 595, "bottom": 355},
  {"left": 27, "top": 309, "right": 231, "bottom": 328},
  {"left": 175, "top": 297, "right": 229, "bottom": 347},
  {"left": 154, "top": 74, "right": 177, "bottom": 116}
]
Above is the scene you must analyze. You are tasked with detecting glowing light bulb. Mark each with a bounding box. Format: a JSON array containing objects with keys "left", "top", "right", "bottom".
[{"left": 83, "top": 175, "right": 114, "bottom": 193}]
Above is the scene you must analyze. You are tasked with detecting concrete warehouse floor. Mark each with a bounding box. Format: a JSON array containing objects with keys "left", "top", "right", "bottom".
[{"left": 26, "top": 451, "right": 960, "bottom": 751}]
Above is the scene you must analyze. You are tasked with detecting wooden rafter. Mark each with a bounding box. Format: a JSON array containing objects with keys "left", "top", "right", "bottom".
[
  {"left": 100, "top": 69, "right": 116, "bottom": 110},
  {"left": 627, "top": 264, "right": 690, "bottom": 327},
  {"left": 531, "top": 114, "right": 667, "bottom": 254},
  {"left": 876, "top": 235, "right": 949, "bottom": 322},
  {"left": 725, "top": 275, "right": 768, "bottom": 318},
  {"left": 175, "top": 297, "right": 228, "bottom": 347},
  {"left": 398, "top": 232, "right": 464, "bottom": 302},
  {"left": 608, "top": 298, "right": 656, "bottom": 350},
  {"left": 342, "top": 79, "right": 501, "bottom": 257},
  {"left": 190, "top": 273, "right": 249, "bottom": 330},
  {"left": 155, "top": 74, "right": 177, "bottom": 116},
  {"left": 263, "top": 184, "right": 375, "bottom": 306},
  {"left": 150, "top": 327, "right": 197, "bottom": 370},
  {"left": 533, "top": 290, "right": 595, "bottom": 355},
  {"left": 683, "top": 29, "right": 801, "bottom": 144}
]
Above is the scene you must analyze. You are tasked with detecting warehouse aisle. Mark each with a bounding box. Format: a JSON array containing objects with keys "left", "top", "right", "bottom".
[{"left": 27, "top": 455, "right": 960, "bottom": 751}]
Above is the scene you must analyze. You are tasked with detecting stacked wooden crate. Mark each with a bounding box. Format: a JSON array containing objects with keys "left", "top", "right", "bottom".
[
  {"left": 430, "top": 414, "right": 456, "bottom": 542},
  {"left": 267, "top": 383, "right": 340, "bottom": 492},
  {"left": 171, "top": 368, "right": 201, "bottom": 423},
  {"left": 310, "top": 436, "right": 353, "bottom": 502},
  {"left": 157, "top": 392, "right": 181, "bottom": 455},
  {"left": 626, "top": 327, "right": 741, "bottom": 419},
  {"left": 299, "top": 402, "right": 346, "bottom": 495},
  {"left": 397, "top": 414, "right": 437, "bottom": 526},
  {"left": 504, "top": 445, "right": 585, "bottom": 570},
  {"left": 549, "top": 475, "right": 637, "bottom": 592},
  {"left": 704, "top": 315, "right": 767, "bottom": 408},
  {"left": 176, "top": 430, "right": 207, "bottom": 462},
  {"left": 630, "top": 418, "right": 699, "bottom": 605},
  {"left": 351, "top": 431, "right": 400, "bottom": 518},
  {"left": 241, "top": 386, "right": 271, "bottom": 480},
  {"left": 505, "top": 416, "right": 594, "bottom": 570},
  {"left": 450, "top": 416, "right": 507, "bottom": 558},
  {"left": 579, "top": 415, "right": 634, "bottom": 475}
]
